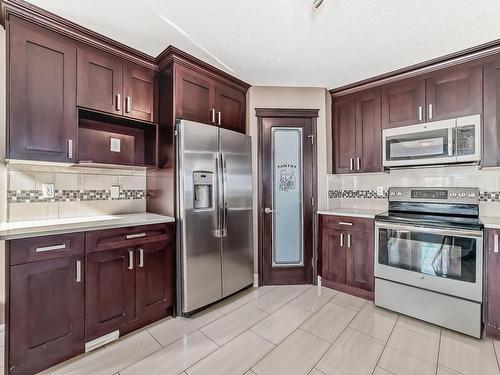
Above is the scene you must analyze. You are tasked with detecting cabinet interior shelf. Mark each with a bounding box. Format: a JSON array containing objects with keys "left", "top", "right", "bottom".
[{"left": 77, "top": 109, "right": 158, "bottom": 168}]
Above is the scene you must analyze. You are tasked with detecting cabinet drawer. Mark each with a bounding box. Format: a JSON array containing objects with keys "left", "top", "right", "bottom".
[
  {"left": 321, "top": 215, "right": 373, "bottom": 233},
  {"left": 9, "top": 233, "right": 84, "bottom": 266},
  {"left": 85, "top": 223, "right": 174, "bottom": 253}
]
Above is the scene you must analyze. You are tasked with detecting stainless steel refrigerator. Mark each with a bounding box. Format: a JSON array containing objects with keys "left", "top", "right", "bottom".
[{"left": 176, "top": 119, "right": 253, "bottom": 315}]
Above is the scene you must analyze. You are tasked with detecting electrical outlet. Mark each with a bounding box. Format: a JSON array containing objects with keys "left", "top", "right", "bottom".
[
  {"left": 110, "top": 185, "right": 120, "bottom": 199},
  {"left": 376, "top": 186, "right": 384, "bottom": 197},
  {"left": 110, "top": 138, "right": 121, "bottom": 153},
  {"left": 42, "top": 183, "right": 55, "bottom": 199}
]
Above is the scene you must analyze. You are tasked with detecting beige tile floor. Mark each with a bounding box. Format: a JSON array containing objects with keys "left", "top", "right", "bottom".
[{"left": 36, "top": 284, "right": 500, "bottom": 375}]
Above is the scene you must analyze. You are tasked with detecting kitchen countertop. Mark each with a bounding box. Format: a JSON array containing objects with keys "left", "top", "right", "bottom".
[
  {"left": 480, "top": 216, "right": 500, "bottom": 229},
  {"left": 0, "top": 213, "right": 175, "bottom": 240},
  {"left": 317, "top": 208, "right": 385, "bottom": 219}
]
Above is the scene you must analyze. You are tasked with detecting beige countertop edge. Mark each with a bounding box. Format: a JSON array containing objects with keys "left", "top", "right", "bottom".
[
  {"left": 480, "top": 216, "right": 500, "bottom": 229},
  {"left": 0, "top": 213, "right": 175, "bottom": 240},
  {"left": 317, "top": 209, "right": 385, "bottom": 219}
]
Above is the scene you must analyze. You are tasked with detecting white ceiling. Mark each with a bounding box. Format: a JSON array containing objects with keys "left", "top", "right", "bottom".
[{"left": 26, "top": 0, "right": 500, "bottom": 88}]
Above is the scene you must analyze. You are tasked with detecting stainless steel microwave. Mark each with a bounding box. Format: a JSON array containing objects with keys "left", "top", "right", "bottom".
[{"left": 382, "top": 114, "right": 481, "bottom": 168}]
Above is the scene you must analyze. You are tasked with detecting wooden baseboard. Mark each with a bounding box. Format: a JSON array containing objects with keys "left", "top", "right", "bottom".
[{"left": 322, "top": 279, "right": 374, "bottom": 301}]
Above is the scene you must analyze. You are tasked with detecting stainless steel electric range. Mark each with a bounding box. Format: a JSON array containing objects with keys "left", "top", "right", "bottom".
[{"left": 374, "top": 187, "right": 483, "bottom": 338}]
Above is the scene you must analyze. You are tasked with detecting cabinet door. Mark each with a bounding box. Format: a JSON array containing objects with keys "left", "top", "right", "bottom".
[
  {"left": 321, "top": 228, "right": 346, "bottom": 284},
  {"left": 346, "top": 231, "right": 374, "bottom": 291},
  {"left": 333, "top": 95, "right": 356, "bottom": 173},
  {"left": 381, "top": 79, "right": 425, "bottom": 129},
  {"left": 486, "top": 229, "right": 500, "bottom": 338},
  {"left": 483, "top": 58, "right": 500, "bottom": 167},
  {"left": 77, "top": 48, "right": 123, "bottom": 115},
  {"left": 123, "top": 64, "right": 155, "bottom": 121},
  {"left": 174, "top": 65, "right": 214, "bottom": 124},
  {"left": 136, "top": 240, "right": 173, "bottom": 317},
  {"left": 425, "top": 64, "right": 482, "bottom": 122},
  {"left": 355, "top": 90, "right": 382, "bottom": 173},
  {"left": 9, "top": 256, "right": 84, "bottom": 375},
  {"left": 8, "top": 16, "right": 77, "bottom": 162},
  {"left": 214, "top": 82, "right": 246, "bottom": 132},
  {"left": 86, "top": 248, "right": 135, "bottom": 340}
]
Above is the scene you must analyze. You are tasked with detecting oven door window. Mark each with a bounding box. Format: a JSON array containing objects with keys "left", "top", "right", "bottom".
[
  {"left": 378, "top": 228, "right": 476, "bottom": 283},
  {"left": 385, "top": 128, "right": 451, "bottom": 161}
]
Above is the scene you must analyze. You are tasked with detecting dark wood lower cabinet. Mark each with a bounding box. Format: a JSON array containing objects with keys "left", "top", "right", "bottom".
[
  {"left": 318, "top": 214, "right": 374, "bottom": 300},
  {"left": 85, "top": 247, "right": 136, "bottom": 341},
  {"left": 7, "top": 223, "right": 175, "bottom": 375},
  {"left": 136, "top": 240, "right": 174, "bottom": 318},
  {"left": 486, "top": 229, "right": 500, "bottom": 339},
  {"left": 8, "top": 241, "right": 85, "bottom": 375}
]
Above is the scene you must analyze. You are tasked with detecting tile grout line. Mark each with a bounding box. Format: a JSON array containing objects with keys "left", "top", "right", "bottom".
[
  {"left": 369, "top": 314, "right": 400, "bottom": 375},
  {"left": 435, "top": 328, "right": 442, "bottom": 375},
  {"left": 306, "top": 296, "right": 369, "bottom": 374},
  {"left": 249, "top": 289, "right": 338, "bottom": 373},
  {"left": 183, "top": 286, "right": 314, "bottom": 374}
]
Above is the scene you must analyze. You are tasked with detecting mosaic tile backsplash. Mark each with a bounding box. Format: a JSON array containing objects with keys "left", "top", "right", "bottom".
[
  {"left": 328, "top": 165, "right": 500, "bottom": 216},
  {"left": 328, "top": 189, "right": 500, "bottom": 202},
  {"left": 7, "top": 164, "right": 147, "bottom": 222}
]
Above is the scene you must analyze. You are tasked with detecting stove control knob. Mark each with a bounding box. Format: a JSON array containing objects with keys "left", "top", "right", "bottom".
[
  {"left": 390, "top": 191, "right": 396, "bottom": 196},
  {"left": 458, "top": 192, "right": 466, "bottom": 198},
  {"left": 396, "top": 192, "right": 403, "bottom": 196},
  {"left": 449, "top": 192, "right": 457, "bottom": 197},
  {"left": 468, "top": 192, "right": 476, "bottom": 198}
]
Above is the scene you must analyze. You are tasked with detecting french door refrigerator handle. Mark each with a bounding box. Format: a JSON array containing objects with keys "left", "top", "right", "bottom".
[{"left": 221, "top": 152, "right": 228, "bottom": 237}]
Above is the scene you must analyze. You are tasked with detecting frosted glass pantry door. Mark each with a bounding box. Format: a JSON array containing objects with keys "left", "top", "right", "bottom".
[{"left": 271, "top": 127, "right": 304, "bottom": 266}]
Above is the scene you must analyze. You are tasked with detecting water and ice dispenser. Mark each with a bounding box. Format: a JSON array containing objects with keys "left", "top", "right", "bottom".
[{"left": 193, "top": 171, "right": 214, "bottom": 210}]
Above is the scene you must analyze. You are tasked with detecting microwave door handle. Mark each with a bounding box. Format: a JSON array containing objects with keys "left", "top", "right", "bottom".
[{"left": 448, "top": 127, "right": 454, "bottom": 157}]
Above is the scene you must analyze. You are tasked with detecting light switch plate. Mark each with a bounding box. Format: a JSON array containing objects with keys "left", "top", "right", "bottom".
[
  {"left": 110, "top": 138, "right": 121, "bottom": 153},
  {"left": 376, "top": 186, "right": 384, "bottom": 196},
  {"left": 42, "top": 183, "right": 55, "bottom": 198},
  {"left": 110, "top": 185, "right": 120, "bottom": 199}
]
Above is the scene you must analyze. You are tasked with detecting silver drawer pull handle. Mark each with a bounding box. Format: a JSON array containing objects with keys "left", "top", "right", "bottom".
[
  {"left": 126, "top": 233, "right": 146, "bottom": 239},
  {"left": 340, "top": 233, "right": 344, "bottom": 247},
  {"left": 338, "top": 222, "right": 353, "bottom": 226},
  {"left": 128, "top": 250, "right": 134, "bottom": 270},
  {"left": 35, "top": 244, "right": 66, "bottom": 253},
  {"left": 494, "top": 234, "right": 499, "bottom": 254},
  {"left": 139, "top": 248, "right": 144, "bottom": 268},
  {"left": 76, "top": 260, "right": 82, "bottom": 282}
]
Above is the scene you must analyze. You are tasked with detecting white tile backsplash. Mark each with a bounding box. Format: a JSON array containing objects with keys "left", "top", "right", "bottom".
[{"left": 6, "top": 164, "right": 147, "bottom": 222}]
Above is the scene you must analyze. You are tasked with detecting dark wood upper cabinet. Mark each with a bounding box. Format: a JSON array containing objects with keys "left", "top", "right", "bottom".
[
  {"left": 8, "top": 16, "right": 77, "bottom": 162},
  {"left": 214, "top": 82, "right": 246, "bottom": 132},
  {"left": 174, "top": 65, "right": 213, "bottom": 124},
  {"left": 85, "top": 247, "right": 136, "bottom": 340},
  {"left": 136, "top": 240, "right": 173, "bottom": 317},
  {"left": 333, "top": 90, "right": 382, "bottom": 174},
  {"left": 333, "top": 95, "right": 356, "bottom": 173},
  {"left": 355, "top": 89, "right": 382, "bottom": 173},
  {"left": 77, "top": 48, "right": 123, "bottom": 115},
  {"left": 123, "top": 64, "right": 155, "bottom": 122},
  {"left": 382, "top": 79, "right": 426, "bottom": 129},
  {"left": 8, "top": 235, "right": 85, "bottom": 375},
  {"left": 483, "top": 57, "right": 500, "bottom": 167},
  {"left": 425, "top": 64, "right": 482, "bottom": 121},
  {"left": 173, "top": 63, "right": 248, "bottom": 132},
  {"left": 486, "top": 229, "right": 500, "bottom": 340}
]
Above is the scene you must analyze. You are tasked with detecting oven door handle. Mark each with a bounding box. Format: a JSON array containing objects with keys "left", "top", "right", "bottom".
[
  {"left": 448, "top": 127, "right": 455, "bottom": 157},
  {"left": 375, "top": 222, "right": 483, "bottom": 238}
]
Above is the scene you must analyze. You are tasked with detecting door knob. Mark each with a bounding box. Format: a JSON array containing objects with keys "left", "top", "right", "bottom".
[{"left": 264, "top": 207, "right": 274, "bottom": 214}]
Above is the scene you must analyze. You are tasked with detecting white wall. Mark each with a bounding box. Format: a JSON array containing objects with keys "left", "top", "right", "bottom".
[{"left": 246, "top": 86, "right": 331, "bottom": 274}]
